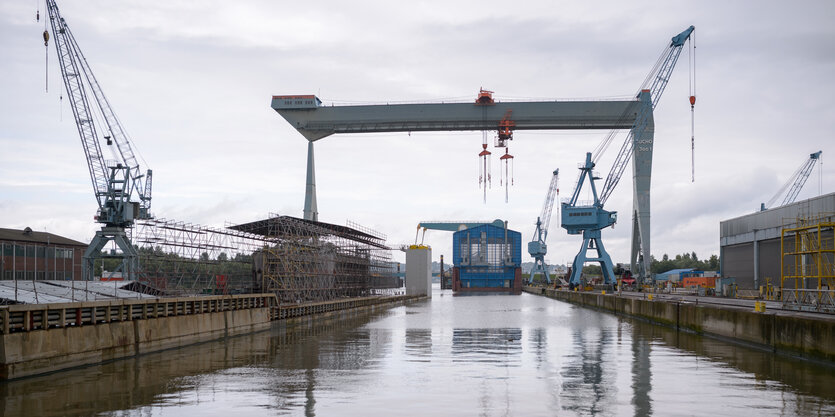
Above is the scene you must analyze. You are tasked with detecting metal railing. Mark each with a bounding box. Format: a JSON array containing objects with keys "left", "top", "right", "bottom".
[
  {"left": 272, "top": 294, "right": 420, "bottom": 321},
  {"left": 0, "top": 293, "right": 276, "bottom": 334}
]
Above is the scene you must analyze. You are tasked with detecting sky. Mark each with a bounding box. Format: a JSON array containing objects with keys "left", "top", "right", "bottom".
[{"left": 1, "top": 0, "right": 833, "bottom": 267}]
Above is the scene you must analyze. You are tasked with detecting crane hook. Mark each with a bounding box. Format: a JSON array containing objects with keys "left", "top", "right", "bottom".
[{"left": 43, "top": 30, "right": 49, "bottom": 46}]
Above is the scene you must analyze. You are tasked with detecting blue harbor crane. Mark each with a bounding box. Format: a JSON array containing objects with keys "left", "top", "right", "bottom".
[
  {"left": 527, "top": 169, "right": 559, "bottom": 284},
  {"left": 561, "top": 26, "right": 695, "bottom": 289},
  {"left": 760, "top": 151, "right": 823, "bottom": 211},
  {"left": 45, "top": 0, "right": 153, "bottom": 281}
]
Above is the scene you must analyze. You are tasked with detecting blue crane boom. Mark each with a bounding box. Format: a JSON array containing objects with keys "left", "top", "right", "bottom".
[
  {"left": 46, "top": 0, "right": 153, "bottom": 280},
  {"left": 761, "top": 151, "right": 822, "bottom": 211},
  {"left": 561, "top": 26, "right": 695, "bottom": 288},
  {"left": 528, "top": 170, "right": 559, "bottom": 284}
]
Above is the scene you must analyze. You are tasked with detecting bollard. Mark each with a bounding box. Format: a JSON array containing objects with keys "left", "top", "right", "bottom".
[
  {"left": 647, "top": 294, "right": 654, "bottom": 301},
  {"left": 601, "top": 290, "right": 606, "bottom": 295}
]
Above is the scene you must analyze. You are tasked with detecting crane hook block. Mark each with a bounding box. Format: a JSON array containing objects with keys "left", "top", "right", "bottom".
[
  {"left": 689, "top": 95, "right": 696, "bottom": 106},
  {"left": 43, "top": 30, "right": 49, "bottom": 46}
]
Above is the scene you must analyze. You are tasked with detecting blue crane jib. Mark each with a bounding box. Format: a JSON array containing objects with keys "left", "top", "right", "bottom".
[
  {"left": 528, "top": 169, "right": 559, "bottom": 284},
  {"left": 560, "top": 25, "right": 695, "bottom": 287}
]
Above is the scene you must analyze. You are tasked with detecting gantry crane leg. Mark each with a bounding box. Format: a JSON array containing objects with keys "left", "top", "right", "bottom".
[{"left": 568, "top": 230, "right": 616, "bottom": 288}]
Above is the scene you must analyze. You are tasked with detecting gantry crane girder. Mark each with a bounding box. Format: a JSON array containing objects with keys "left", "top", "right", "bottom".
[
  {"left": 272, "top": 94, "right": 655, "bottom": 280},
  {"left": 273, "top": 98, "right": 645, "bottom": 141}
]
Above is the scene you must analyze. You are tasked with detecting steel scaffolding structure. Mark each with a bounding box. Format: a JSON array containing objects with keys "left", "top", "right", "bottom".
[
  {"left": 231, "top": 215, "right": 398, "bottom": 304},
  {"left": 130, "top": 215, "right": 398, "bottom": 303},
  {"left": 780, "top": 214, "right": 835, "bottom": 312},
  {"left": 131, "top": 218, "right": 267, "bottom": 295}
]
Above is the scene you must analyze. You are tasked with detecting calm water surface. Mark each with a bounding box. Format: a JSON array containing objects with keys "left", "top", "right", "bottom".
[{"left": 2, "top": 286, "right": 834, "bottom": 416}]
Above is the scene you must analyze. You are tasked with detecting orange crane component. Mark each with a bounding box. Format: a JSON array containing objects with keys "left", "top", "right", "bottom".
[
  {"left": 497, "top": 109, "right": 515, "bottom": 146},
  {"left": 475, "top": 88, "right": 495, "bottom": 105}
]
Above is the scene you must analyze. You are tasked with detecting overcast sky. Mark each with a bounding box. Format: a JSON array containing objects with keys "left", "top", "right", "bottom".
[{"left": 1, "top": 0, "right": 833, "bottom": 266}]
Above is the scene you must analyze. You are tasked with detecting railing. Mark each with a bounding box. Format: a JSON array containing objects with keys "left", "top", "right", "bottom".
[
  {"left": 0, "top": 294, "right": 276, "bottom": 334},
  {"left": 782, "top": 289, "right": 835, "bottom": 313},
  {"left": 272, "top": 294, "right": 420, "bottom": 321}
]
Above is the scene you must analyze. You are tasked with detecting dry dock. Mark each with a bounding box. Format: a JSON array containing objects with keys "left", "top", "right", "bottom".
[
  {"left": 523, "top": 286, "right": 835, "bottom": 364},
  {"left": 0, "top": 293, "right": 420, "bottom": 380}
]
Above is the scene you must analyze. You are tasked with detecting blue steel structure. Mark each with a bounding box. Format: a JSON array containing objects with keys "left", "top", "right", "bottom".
[
  {"left": 46, "top": 0, "right": 154, "bottom": 281},
  {"left": 561, "top": 26, "right": 695, "bottom": 288},
  {"left": 452, "top": 223, "right": 522, "bottom": 293},
  {"left": 528, "top": 169, "right": 559, "bottom": 284},
  {"left": 760, "top": 151, "right": 823, "bottom": 211}
]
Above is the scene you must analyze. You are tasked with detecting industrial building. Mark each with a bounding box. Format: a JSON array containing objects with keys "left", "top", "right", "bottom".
[
  {"left": 0, "top": 227, "right": 85, "bottom": 281},
  {"left": 720, "top": 192, "right": 835, "bottom": 289},
  {"left": 452, "top": 222, "right": 522, "bottom": 293}
]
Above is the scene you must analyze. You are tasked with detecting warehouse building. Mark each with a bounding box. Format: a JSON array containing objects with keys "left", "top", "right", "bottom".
[
  {"left": 0, "top": 227, "right": 85, "bottom": 281},
  {"left": 719, "top": 192, "right": 834, "bottom": 289}
]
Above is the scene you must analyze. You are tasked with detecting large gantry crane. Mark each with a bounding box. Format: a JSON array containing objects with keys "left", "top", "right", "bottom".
[
  {"left": 760, "top": 151, "right": 823, "bottom": 211},
  {"left": 271, "top": 27, "right": 694, "bottom": 282},
  {"left": 528, "top": 170, "right": 559, "bottom": 284},
  {"left": 561, "top": 26, "right": 695, "bottom": 288},
  {"left": 45, "top": 0, "right": 153, "bottom": 281}
]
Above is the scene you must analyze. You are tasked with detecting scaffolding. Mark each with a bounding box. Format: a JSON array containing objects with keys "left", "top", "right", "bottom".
[
  {"left": 780, "top": 214, "right": 835, "bottom": 312},
  {"left": 130, "top": 215, "right": 399, "bottom": 302},
  {"left": 230, "top": 215, "right": 398, "bottom": 304},
  {"left": 131, "top": 218, "right": 268, "bottom": 295}
]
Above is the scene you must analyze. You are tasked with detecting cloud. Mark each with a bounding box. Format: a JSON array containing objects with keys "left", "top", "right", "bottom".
[{"left": 1, "top": 0, "right": 833, "bottom": 267}]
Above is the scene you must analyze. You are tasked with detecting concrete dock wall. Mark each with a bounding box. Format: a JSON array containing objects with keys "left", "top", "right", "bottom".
[
  {"left": 0, "top": 294, "right": 274, "bottom": 380},
  {"left": 0, "top": 293, "right": 423, "bottom": 380},
  {"left": 525, "top": 287, "right": 835, "bottom": 363}
]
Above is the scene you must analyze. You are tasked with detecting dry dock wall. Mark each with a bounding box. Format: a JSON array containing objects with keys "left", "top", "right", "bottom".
[
  {"left": 525, "top": 287, "right": 835, "bottom": 363},
  {"left": 0, "top": 294, "right": 274, "bottom": 380},
  {"left": 0, "top": 294, "right": 423, "bottom": 380}
]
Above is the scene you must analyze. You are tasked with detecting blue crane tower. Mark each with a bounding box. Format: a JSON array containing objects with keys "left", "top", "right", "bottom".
[
  {"left": 45, "top": 0, "right": 154, "bottom": 281},
  {"left": 527, "top": 170, "right": 559, "bottom": 284},
  {"left": 561, "top": 26, "right": 695, "bottom": 289},
  {"left": 760, "top": 151, "right": 823, "bottom": 211}
]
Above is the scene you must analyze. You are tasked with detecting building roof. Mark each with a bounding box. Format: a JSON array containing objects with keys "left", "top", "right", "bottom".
[
  {"left": 0, "top": 227, "right": 86, "bottom": 247},
  {"left": 655, "top": 268, "right": 695, "bottom": 280},
  {"left": 0, "top": 280, "right": 155, "bottom": 304},
  {"left": 720, "top": 192, "right": 835, "bottom": 245},
  {"left": 228, "top": 215, "right": 389, "bottom": 249}
]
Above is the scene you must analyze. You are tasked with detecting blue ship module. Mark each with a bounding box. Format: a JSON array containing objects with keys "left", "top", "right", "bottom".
[{"left": 451, "top": 221, "right": 522, "bottom": 294}]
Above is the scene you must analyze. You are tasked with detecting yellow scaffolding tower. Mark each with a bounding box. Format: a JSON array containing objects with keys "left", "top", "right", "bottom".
[{"left": 780, "top": 214, "right": 835, "bottom": 311}]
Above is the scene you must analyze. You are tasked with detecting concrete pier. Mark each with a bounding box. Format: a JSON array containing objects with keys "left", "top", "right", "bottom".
[{"left": 524, "top": 286, "right": 835, "bottom": 363}]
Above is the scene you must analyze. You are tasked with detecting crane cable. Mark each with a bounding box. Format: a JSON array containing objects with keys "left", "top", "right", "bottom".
[{"left": 689, "top": 31, "right": 696, "bottom": 182}]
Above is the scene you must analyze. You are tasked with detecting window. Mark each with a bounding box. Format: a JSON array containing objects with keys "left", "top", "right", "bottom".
[
  {"left": 15, "top": 245, "right": 24, "bottom": 257},
  {"left": 26, "top": 245, "right": 35, "bottom": 258},
  {"left": 37, "top": 246, "right": 45, "bottom": 259},
  {"left": 2, "top": 243, "right": 12, "bottom": 256}
]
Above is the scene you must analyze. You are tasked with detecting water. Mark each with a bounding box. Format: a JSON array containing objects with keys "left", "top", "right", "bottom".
[{"left": 2, "top": 286, "right": 834, "bottom": 416}]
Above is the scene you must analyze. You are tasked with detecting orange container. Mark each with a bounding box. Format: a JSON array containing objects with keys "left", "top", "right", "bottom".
[{"left": 681, "top": 276, "right": 716, "bottom": 288}]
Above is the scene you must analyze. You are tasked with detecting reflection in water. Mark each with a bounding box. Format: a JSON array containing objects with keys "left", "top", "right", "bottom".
[
  {"left": 0, "top": 291, "right": 834, "bottom": 416},
  {"left": 405, "top": 329, "right": 433, "bottom": 361},
  {"left": 631, "top": 326, "right": 653, "bottom": 416},
  {"left": 560, "top": 326, "right": 614, "bottom": 415},
  {"left": 451, "top": 328, "right": 522, "bottom": 365}
]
